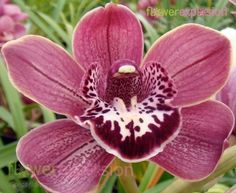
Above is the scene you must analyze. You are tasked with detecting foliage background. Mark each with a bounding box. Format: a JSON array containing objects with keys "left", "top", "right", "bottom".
[{"left": 0, "top": 0, "right": 236, "bottom": 193}]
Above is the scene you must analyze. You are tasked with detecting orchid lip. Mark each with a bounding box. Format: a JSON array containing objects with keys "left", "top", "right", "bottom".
[
  {"left": 75, "top": 98, "right": 182, "bottom": 163},
  {"left": 76, "top": 62, "right": 181, "bottom": 162}
]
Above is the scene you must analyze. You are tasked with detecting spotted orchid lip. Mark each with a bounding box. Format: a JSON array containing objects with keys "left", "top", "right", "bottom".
[
  {"left": 1, "top": 2, "right": 234, "bottom": 193},
  {"left": 73, "top": 61, "right": 176, "bottom": 161}
]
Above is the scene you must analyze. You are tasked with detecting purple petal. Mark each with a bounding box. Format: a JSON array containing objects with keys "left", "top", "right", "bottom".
[
  {"left": 143, "top": 24, "right": 231, "bottom": 107},
  {"left": 17, "top": 119, "right": 114, "bottom": 193},
  {"left": 0, "top": 15, "right": 14, "bottom": 32},
  {"left": 217, "top": 69, "right": 236, "bottom": 134},
  {"left": 73, "top": 3, "right": 143, "bottom": 71},
  {"left": 151, "top": 100, "right": 234, "bottom": 180},
  {"left": 2, "top": 35, "right": 88, "bottom": 116},
  {"left": 3, "top": 4, "right": 28, "bottom": 21},
  {"left": 13, "top": 24, "right": 26, "bottom": 38},
  {"left": 221, "top": 28, "right": 236, "bottom": 68}
]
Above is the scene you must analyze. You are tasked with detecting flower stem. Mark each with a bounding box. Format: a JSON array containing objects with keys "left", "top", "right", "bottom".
[
  {"left": 160, "top": 145, "right": 236, "bottom": 193},
  {"left": 115, "top": 159, "right": 141, "bottom": 193},
  {"left": 147, "top": 167, "right": 164, "bottom": 189}
]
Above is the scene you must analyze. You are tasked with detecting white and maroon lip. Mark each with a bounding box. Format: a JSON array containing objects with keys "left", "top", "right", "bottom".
[{"left": 76, "top": 61, "right": 181, "bottom": 162}]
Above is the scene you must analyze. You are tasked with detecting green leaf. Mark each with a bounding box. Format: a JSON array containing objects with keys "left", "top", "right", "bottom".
[
  {"left": 0, "top": 170, "right": 15, "bottom": 193},
  {"left": 0, "top": 107, "right": 14, "bottom": 128},
  {"left": 52, "top": 0, "right": 66, "bottom": 22},
  {"left": 205, "top": 0, "right": 229, "bottom": 28},
  {"left": 117, "top": 179, "right": 126, "bottom": 193},
  {"left": 75, "top": 0, "right": 101, "bottom": 25},
  {"left": 100, "top": 174, "right": 117, "bottom": 193},
  {"left": 38, "top": 12, "right": 70, "bottom": 48},
  {"left": 0, "top": 58, "right": 27, "bottom": 137},
  {"left": 144, "top": 179, "right": 174, "bottom": 193},
  {"left": 136, "top": 13, "right": 159, "bottom": 45},
  {"left": 139, "top": 162, "right": 158, "bottom": 192},
  {"left": 31, "top": 178, "right": 45, "bottom": 193},
  {"left": 40, "top": 106, "right": 56, "bottom": 123},
  {"left": 0, "top": 142, "right": 17, "bottom": 168},
  {"left": 13, "top": 0, "right": 62, "bottom": 45}
]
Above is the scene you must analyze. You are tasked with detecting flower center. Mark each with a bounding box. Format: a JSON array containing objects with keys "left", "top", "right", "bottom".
[
  {"left": 77, "top": 62, "right": 180, "bottom": 162},
  {"left": 105, "top": 59, "right": 142, "bottom": 107}
]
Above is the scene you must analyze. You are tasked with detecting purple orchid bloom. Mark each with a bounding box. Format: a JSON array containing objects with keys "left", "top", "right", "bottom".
[
  {"left": 0, "top": 0, "right": 27, "bottom": 47},
  {"left": 217, "top": 69, "right": 236, "bottom": 135},
  {"left": 138, "top": 0, "right": 159, "bottom": 9},
  {"left": 1, "top": 3, "right": 235, "bottom": 193},
  {"left": 137, "top": 0, "right": 159, "bottom": 23}
]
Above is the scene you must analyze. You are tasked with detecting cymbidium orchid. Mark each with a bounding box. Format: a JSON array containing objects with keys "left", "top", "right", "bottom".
[
  {"left": 217, "top": 70, "right": 236, "bottom": 135},
  {"left": 1, "top": 3, "right": 235, "bottom": 193},
  {"left": 138, "top": 0, "right": 158, "bottom": 8},
  {"left": 0, "top": 0, "right": 27, "bottom": 47},
  {"left": 221, "top": 28, "right": 236, "bottom": 68},
  {"left": 217, "top": 28, "right": 236, "bottom": 135},
  {"left": 137, "top": 0, "right": 159, "bottom": 22}
]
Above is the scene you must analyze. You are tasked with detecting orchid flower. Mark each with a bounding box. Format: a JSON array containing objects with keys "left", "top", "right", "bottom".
[
  {"left": 221, "top": 28, "right": 236, "bottom": 68},
  {"left": 217, "top": 70, "right": 236, "bottom": 135},
  {"left": 0, "top": 0, "right": 27, "bottom": 47},
  {"left": 217, "top": 28, "right": 236, "bottom": 135},
  {"left": 138, "top": 0, "right": 158, "bottom": 8},
  {"left": 137, "top": 0, "right": 159, "bottom": 22},
  {"left": 1, "top": 3, "right": 234, "bottom": 193}
]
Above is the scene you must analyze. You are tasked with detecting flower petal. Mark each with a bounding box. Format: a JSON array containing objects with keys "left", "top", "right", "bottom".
[
  {"left": 139, "top": 62, "right": 177, "bottom": 104},
  {"left": 2, "top": 35, "right": 88, "bottom": 116},
  {"left": 17, "top": 119, "right": 114, "bottom": 193},
  {"left": 13, "top": 24, "right": 26, "bottom": 38},
  {"left": 151, "top": 100, "right": 234, "bottom": 180},
  {"left": 217, "top": 69, "right": 236, "bottom": 134},
  {"left": 81, "top": 101, "right": 180, "bottom": 162},
  {"left": 0, "top": 15, "right": 14, "bottom": 32},
  {"left": 221, "top": 28, "right": 236, "bottom": 68},
  {"left": 143, "top": 24, "right": 231, "bottom": 107},
  {"left": 73, "top": 3, "right": 143, "bottom": 71},
  {"left": 3, "top": 4, "right": 28, "bottom": 21}
]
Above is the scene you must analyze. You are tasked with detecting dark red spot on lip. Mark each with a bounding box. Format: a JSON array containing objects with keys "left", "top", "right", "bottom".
[
  {"left": 139, "top": 118, "right": 144, "bottom": 123},
  {"left": 102, "top": 109, "right": 110, "bottom": 113}
]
